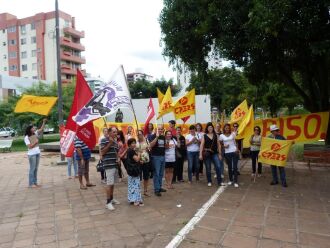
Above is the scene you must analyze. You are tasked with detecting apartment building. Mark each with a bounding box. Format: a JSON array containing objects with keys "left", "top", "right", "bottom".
[{"left": 0, "top": 11, "right": 85, "bottom": 83}]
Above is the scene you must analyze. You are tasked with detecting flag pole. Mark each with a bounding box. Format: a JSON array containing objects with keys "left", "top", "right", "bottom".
[
  {"left": 121, "top": 65, "right": 139, "bottom": 132},
  {"left": 102, "top": 117, "right": 107, "bottom": 127}
]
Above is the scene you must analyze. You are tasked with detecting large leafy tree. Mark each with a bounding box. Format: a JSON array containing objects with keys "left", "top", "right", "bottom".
[
  {"left": 129, "top": 77, "right": 181, "bottom": 99},
  {"left": 160, "top": 0, "right": 330, "bottom": 143}
]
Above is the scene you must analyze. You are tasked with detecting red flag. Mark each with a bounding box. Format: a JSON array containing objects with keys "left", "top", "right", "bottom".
[
  {"left": 143, "top": 98, "right": 155, "bottom": 135},
  {"left": 65, "top": 69, "right": 96, "bottom": 151},
  {"left": 181, "top": 116, "right": 190, "bottom": 123}
]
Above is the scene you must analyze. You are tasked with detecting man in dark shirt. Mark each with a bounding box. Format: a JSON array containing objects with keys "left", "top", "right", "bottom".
[
  {"left": 74, "top": 136, "right": 95, "bottom": 190},
  {"left": 268, "top": 125, "right": 288, "bottom": 187},
  {"left": 101, "top": 127, "right": 120, "bottom": 210},
  {"left": 172, "top": 126, "right": 186, "bottom": 183},
  {"left": 148, "top": 124, "right": 166, "bottom": 196}
]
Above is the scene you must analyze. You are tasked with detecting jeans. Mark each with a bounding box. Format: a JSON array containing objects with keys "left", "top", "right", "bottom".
[
  {"left": 250, "top": 150, "right": 262, "bottom": 174},
  {"left": 187, "top": 151, "right": 200, "bottom": 182},
  {"left": 67, "top": 157, "right": 78, "bottom": 177},
  {"left": 204, "top": 153, "right": 223, "bottom": 184},
  {"left": 224, "top": 152, "right": 239, "bottom": 183},
  {"left": 271, "top": 166, "right": 286, "bottom": 185},
  {"left": 28, "top": 153, "right": 40, "bottom": 186},
  {"left": 152, "top": 156, "right": 165, "bottom": 193}
]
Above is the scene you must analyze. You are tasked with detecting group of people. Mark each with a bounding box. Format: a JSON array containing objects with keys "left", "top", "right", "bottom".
[{"left": 24, "top": 119, "right": 288, "bottom": 211}]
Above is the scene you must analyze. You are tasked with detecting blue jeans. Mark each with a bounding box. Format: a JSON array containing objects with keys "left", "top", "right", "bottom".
[
  {"left": 187, "top": 151, "right": 200, "bottom": 182},
  {"left": 152, "top": 156, "right": 165, "bottom": 193},
  {"left": 224, "top": 152, "right": 239, "bottom": 183},
  {"left": 28, "top": 153, "right": 40, "bottom": 186},
  {"left": 204, "top": 153, "right": 223, "bottom": 184},
  {"left": 271, "top": 166, "right": 286, "bottom": 185},
  {"left": 67, "top": 157, "right": 78, "bottom": 177}
]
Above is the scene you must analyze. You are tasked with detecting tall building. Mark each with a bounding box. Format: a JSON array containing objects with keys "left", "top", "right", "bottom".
[
  {"left": 0, "top": 11, "right": 85, "bottom": 83},
  {"left": 126, "top": 72, "right": 153, "bottom": 83}
]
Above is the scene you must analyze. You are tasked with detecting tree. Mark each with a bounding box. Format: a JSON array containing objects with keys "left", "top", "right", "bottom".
[
  {"left": 128, "top": 77, "right": 181, "bottom": 99},
  {"left": 160, "top": 0, "right": 330, "bottom": 143},
  {"left": 0, "top": 82, "right": 75, "bottom": 134}
]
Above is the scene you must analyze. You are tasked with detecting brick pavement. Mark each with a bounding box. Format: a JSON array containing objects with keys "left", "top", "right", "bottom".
[
  {"left": 0, "top": 152, "right": 329, "bottom": 248},
  {"left": 180, "top": 161, "right": 330, "bottom": 248}
]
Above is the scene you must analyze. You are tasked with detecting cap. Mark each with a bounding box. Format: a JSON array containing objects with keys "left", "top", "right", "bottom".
[{"left": 270, "top": 124, "right": 280, "bottom": 132}]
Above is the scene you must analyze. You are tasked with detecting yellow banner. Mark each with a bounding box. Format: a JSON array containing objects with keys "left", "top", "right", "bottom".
[
  {"left": 258, "top": 137, "right": 293, "bottom": 166},
  {"left": 173, "top": 89, "right": 195, "bottom": 120},
  {"left": 158, "top": 86, "right": 173, "bottom": 119},
  {"left": 254, "top": 112, "right": 329, "bottom": 143},
  {"left": 14, "top": 94, "right": 58, "bottom": 116},
  {"left": 237, "top": 105, "right": 254, "bottom": 140},
  {"left": 157, "top": 88, "right": 164, "bottom": 105},
  {"left": 231, "top": 99, "right": 248, "bottom": 123}
]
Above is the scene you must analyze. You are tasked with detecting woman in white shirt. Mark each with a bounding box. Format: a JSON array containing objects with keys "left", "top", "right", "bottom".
[
  {"left": 196, "top": 123, "right": 204, "bottom": 175},
  {"left": 24, "top": 119, "right": 47, "bottom": 188},
  {"left": 164, "top": 130, "right": 178, "bottom": 189},
  {"left": 185, "top": 125, "right": 201, "bottom": 183},
  {"left": 219, "top": 123, "right": 239, "bottom": 188}
]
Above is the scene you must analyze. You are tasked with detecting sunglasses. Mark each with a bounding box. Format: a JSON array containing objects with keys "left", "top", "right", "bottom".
[{"left": 233, "top": 126, "right": 238, "bottom": 128}]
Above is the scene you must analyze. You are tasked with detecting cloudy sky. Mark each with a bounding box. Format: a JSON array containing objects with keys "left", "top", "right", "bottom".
[{"left": 1, "top": 0, "right": 177, "bottom": 81}]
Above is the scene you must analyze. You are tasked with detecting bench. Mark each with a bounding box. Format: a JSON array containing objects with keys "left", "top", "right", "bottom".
[
  {"left": 0, "top": 139, "right": 13, "bottom": 152},
  {"left": 303, "top": 144, "right": 330, "bottom": 170}
]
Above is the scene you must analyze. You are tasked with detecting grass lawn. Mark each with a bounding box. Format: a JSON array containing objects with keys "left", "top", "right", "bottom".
[{"left": 11, "top": 134, "right": 60, "bottom": 152}]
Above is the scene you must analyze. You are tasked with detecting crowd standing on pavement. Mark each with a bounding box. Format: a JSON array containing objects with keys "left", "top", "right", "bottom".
[{"left": 24, "top": 120, "right": 289, "bottom": 211}]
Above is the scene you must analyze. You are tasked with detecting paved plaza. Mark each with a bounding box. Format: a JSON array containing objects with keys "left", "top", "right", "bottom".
[{"left": 0, "top": 152, "right": 329, "bottom": 248}]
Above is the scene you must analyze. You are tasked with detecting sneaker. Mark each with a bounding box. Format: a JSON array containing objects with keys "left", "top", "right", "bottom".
[
  {"left": 160, "top": 188, "right": 167, "bottom": 192},
  {"left": 257, "top": 174, "right": 262, "bottom": 177},
  {"left": 220, "top": 182, "right": 226, "bottom": 186},
  {"left": 101, "top": 179, "right": 106, "bottom": 184},
  {"left": 282, "top": 183, "right": 288, "bottom": 188},
  {"left": 111, "top": 199, "right": 120, "bottom": 205},
  {"left": 237, "top": 171, "right": 241, "bottom": 176},
  {"left": 207, "top": 182, "right": 212, "bottom": 187},
  {"left": 155, "top": 192, "right": 162, "bottom": 197},
  {"left": 221, "top": 175, "right": 224, "bottom": 179},
  {"left": 227, "top": 181, "right": 233, "bottom": 186},
  {"left": 234, "top": 183, "right": 239, "bottom": 188},
  {"left": 106, "top": 202, "right": 115, "bottom": 211},
  {"left": 270, "top": 181, "right": 279, "bottom": 185},
  {"left": 214, "top": 175, "right": 217, "bottom": 178},
  {"left": 251, "top": 173, "right": 255, "bottom": 177}
]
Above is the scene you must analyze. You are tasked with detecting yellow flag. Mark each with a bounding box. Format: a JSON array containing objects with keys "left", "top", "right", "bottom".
[
  {"left": 157, "top": 88, "right": 164, "bottom": 105},
  {"left": 231, "top": 99, "right": 248, "bottom": 123},
  {"left": 236, "top": 105, "right": 255, "bottom": 148},
  {"left": 258, "top": 137, "right": 293, "bottom": 166},
  {"left": 14, "top": 94, "right": 58, "bottom": 116},
  {"left": 173, "top": 89, "right": 196, "bottom": 120},
  {"left": 158, "top": 87, "right": 173, "bottom": 119}
]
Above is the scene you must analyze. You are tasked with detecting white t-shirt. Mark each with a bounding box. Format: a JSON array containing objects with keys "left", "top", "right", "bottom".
[
  {"left": 219, "top": 133, "right": 237, "bottom": 153},
  {"left": 165, "top": 139, "right": 177, "bottom": 162},
  {"left": 24, "top": 131, "right": 40, "bottom": 156},
  {"left": 186, "top": 134, "right": 200, "bottom": 152}
]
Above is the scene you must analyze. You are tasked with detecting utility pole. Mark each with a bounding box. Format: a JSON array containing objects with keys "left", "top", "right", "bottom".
[
  {"left": 55, "top": 0, "right": 65, "bottom": 164},
  {"left": 55, "top": 0, "right": 63, "bottom": 126}
]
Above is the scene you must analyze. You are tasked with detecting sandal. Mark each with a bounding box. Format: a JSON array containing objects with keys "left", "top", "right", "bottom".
[
  {"left": 144, "top": 191, "right": 150, "bottom": 197},
  {"left": 80, "top": 185, "right": 87, "bottom": 190},
  {"left": 86, "top": 184, "right": 96, "bottom": 187}
]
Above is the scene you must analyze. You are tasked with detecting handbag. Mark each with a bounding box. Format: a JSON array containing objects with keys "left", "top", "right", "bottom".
[{"left": 96, "top": 159, "right": 104, "bottom": 172}]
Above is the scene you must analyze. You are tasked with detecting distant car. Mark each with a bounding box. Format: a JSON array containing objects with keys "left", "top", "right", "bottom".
[
  {"left": 43, "top": 125, "right": 54, "bottom": 134},
  {"left": 0, "top": 127, "right": 16, "bottom": 138}
]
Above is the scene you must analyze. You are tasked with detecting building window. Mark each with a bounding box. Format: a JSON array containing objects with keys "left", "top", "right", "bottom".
[
  {"left": 3, "top": 41, "right": 6, "bottom": 46},
  {"left": 32, "top": 63, "right": 37, "bottom": 71},
  {"left": 3, "top": 55, "right": 6, "bottom": 59},
  {"left": 8, "top": 26, "right": 16, "bottom": 33},
  {"left": 21, "top": 38, "right": 26, "bottom": 45},
  {"left": 4, "top": 67, "right": 7, "bottom": 71},
  {"left": 31, "top": 36, "right": 37, "bottom": 44},
  {"left": 31, "top": 50, "right": 37, "bottom": 57},
  {"left": 65, "top": 20, "right": 70, "bottom": 27},
  {"left": 32, "top": 76, "right": 38, "bottom": 79},
  {"left": 31, "top": 22, "right": 35, "bottom": 30},
  {"left": 9, "top": 39, "right": 16, "bottom": 45},
  {"left": 20, "top": 25, "right": 26, "bottom": 35},
  {"left": 21, "top": 51, "right": 27, "bottom": 59},
  {"left": 9, "top": 65, "right": 17, "bottom": 71},
  {"left": 9, "top": 52, "right": 17, "bottom": 58},
  {"left": 2, "top": 29, "right": 5, "bottom": 33},
  {"left": 22, "top": 64, "right": 28, "bottom": 71}
]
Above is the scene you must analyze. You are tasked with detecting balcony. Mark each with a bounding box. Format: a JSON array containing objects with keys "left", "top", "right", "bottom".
[
  {"left": 63, "top": 27, "right": 85, "bottom": 38},
  {"left": 61, "top": 65, "right": 87, "bottom": 76},
  {"left": 60, "top": 37, "right": 85, "bottom": 51},
  {"left": 61, "top": 51, "right": 86, "bottom": 64}
]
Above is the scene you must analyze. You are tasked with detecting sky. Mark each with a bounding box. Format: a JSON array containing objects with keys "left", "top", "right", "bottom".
[{"left": 1, "top": 0, "right": 177, "bottom": 82}]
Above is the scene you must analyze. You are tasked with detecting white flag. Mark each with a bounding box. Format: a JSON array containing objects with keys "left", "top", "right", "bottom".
[{"left": 73, "top": 66, "right": 132, "bottom": 126}]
